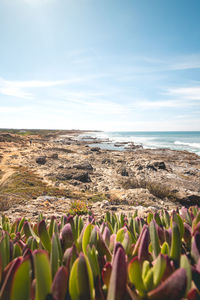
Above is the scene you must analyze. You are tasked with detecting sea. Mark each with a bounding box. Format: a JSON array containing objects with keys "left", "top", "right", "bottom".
[{"left": 79, "top": 131, "right": 200, "bottom": 156}]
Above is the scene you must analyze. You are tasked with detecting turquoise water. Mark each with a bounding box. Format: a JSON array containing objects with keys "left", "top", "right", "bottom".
[{"left": 82, "top": 131, "right": 200, "bottom": 155}]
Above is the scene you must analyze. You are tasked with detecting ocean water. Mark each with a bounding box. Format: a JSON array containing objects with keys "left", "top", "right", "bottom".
[{"left": 80, "top": 131, "right": 200, "bottom": 156}]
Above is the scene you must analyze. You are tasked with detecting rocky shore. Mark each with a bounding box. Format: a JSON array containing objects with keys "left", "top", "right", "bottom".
[{"left": 0, "top": 129, "right": 200, "bottom": 221}]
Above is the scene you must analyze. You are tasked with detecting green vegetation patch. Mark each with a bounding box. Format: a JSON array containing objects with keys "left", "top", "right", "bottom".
[
  {"left": 0, "top": 167, "right": 71, "bottom": 210},
  {"left": 0, "top": 206, "right": 198, "bottom": 299},
  {"left": 68, "top": 200, "right": 90, "bottom": 215}
]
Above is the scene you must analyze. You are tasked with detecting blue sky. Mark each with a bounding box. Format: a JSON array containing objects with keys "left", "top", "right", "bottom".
[{"left": 0, "top": 0, "right": 200, "bottom": 131}]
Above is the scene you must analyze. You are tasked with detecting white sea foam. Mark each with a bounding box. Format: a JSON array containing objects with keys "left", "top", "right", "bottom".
[
  {"left": 79, "top": 132, "right": 200, "bottom": 156},
  {"left": 174, "top": 141, "right": 200, "bottom": 149}
]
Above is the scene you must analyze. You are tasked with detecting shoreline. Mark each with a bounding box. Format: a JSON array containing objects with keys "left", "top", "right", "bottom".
[
  {"left": 0, "top": 129, "right": 200, "bottom": 221},
  {"left": 78, "top": 130, "right": 200, "bottom": 156}
]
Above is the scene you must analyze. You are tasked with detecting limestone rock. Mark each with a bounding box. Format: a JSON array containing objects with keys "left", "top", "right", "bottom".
[{"left": 36, "top": 156, "right": 46, "bottom": 165}]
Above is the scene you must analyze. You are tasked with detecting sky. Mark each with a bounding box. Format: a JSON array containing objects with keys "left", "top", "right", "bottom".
[{"left": 0, "top": 0, "right": 200, "bottom": 131}]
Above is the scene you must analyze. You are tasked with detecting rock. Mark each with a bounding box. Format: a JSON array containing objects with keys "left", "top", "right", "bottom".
[
  {"left": 102, "top": 158, "right": 113, "bottom": 164},
  {"left": 73, "top": 162, "right": 93, "bottom": 171},
  {"left": 50, "top": 153, "right": 58, "bottom": 159},
  {"left": 154, "top": 161, "right": 167, "bottom": 170},
  {"left": 147, "top": 161, "right": 167, "bottom": 171},
  {"left": 56, "top": 171, "right": 73, "bottom": 181},
  {"left": 179, "top": 194, "right": 200, "bottom": 207},
  {"left": 73, "top": 172, "right": 91, "bottom": 183},
  {"left": 121, "top": 167, "right": 129, "bottom": 177},
  {"left": 36, "top": 156, "right": 46, "bottom": 165},
  {"left": 124, "top": 143, "right": 143, "bottom": 150},
  {"left": 90, "top": 147, "right": 100, "bottom": 152}
]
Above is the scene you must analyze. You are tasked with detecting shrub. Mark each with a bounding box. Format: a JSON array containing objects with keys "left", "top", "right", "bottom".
[{"left": 69, "top": 200, "right": 89, "bottom": 215}]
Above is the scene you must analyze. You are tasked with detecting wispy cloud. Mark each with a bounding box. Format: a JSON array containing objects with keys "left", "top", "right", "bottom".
[
  {"left": 0, "top": 106, "right": 32, "bottom": 113},
  {"left": 166, "top": 86, "right": 200, "bottom": 100},
  {"left": 0, "top": 76, "right": 99, "bottom": 99}
]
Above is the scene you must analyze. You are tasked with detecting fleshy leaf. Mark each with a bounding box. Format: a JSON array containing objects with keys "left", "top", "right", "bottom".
[
  {"left": 10, "top": 257, "right": 31, "bottom": 300},
  {"left": 33, "top": 250, "right": 52, "bottom": 300},
  {"left": 107, "top": 247, "right": 127, "bottom": 300},
  {"left": 149, "top": 220, "right": 160, "bottom": 258},
  {"left": 170, "top": 222, "right": 181, "bottom": 265},
  {"left": 148, "top": 268, "right": 187, "bottom": 300},
  {"left": 51, "top": 266, "right": 68, "bottom": 300},
  {"left": 38, "top": 220, "right": 51, "bottom": 253},
  {"left": 128, "top": 256, "right": 145, "bottom": 295},
  {"left": 180, "top": 254, "right": 192, "bottom": 296},
  {"left": 69, "top": 253, "right": 95, "bottom": 300}
]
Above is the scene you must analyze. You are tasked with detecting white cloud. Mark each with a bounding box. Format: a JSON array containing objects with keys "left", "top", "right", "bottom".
[
  {"left": 0, "top": 106, "right": 32, "bottom": 113},
  {"left": 0, "top": 77, "right": 96, "bottom": 99},
  {"left": 166, "top": 86, "right": 200, "bottom": 100},
  {"left": 138, "top": 100, "right": 183, "bottom": 109}
]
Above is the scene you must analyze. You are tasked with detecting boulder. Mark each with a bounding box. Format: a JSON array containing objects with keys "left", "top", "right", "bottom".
[
  {"left": 102, "top": 158, "right": 113, "bottom": 164},
  {"left": 72, "top": 172, "right": 91, "bottom": 183},
  {"left": 90, "top": 147, "right": 100, "bottom": 152},
  {"left": 147, "top": 161, "right": 167, "bottom": 171},
  {"left": 121, "top": 167, "right": 129, "bottom": 176},
  {"left": 56, "top": 172, "right": 73, "bottom": 181},
  {"left": 73, "top": 162, "right": 93, "bottom": 171},
  {"left": 56, "top": 170, "right": 91, "bottom": 183},
  {"left": 179, "top": 194, "right": 200, "bottom": 207},
  {"left": 36, "top": 156, "right": 46, "bottom": 165}
]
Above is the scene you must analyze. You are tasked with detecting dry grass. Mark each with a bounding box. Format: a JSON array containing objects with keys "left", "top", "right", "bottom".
[
  {"left": 0, "top": 167, "right": 72, "bottom": 210},
  {"left": 121, "top": 177, "right": 177, "bottom": 200}
]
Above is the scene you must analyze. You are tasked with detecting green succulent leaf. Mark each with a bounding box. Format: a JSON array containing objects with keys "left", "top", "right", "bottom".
[
  {"left": 10, "top": 258, "right": 31, "bottom": 300},
  {"left": 149, "top": 220, "right": 160, "bottom": 259},
  {"left": 38, "top": 220, "right": 51, "bottom": 253},
  {"left": 33, "top": 250, "right": 52, "bottom": 300}
]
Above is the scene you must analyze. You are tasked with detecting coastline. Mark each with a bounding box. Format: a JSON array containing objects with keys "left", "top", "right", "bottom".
[
  {"left": 0, "top": 129, "right": 200, "bottom": 221},
  {"left": 78, "top": 131, "right": 200, "bottom": 156}
]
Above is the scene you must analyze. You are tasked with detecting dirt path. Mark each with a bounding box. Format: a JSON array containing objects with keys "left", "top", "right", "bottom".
[{"left": 0, "top": 150, "right": 17, "bottom": 185}]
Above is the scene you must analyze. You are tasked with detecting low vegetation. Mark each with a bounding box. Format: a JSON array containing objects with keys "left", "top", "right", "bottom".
[
  {"left": 69, "top": 200, "right": 89, "bottom": 215},
  {"left": 0, "top": 167, "right": 71, "bottom": 210},
  {"left": 122, "top": 178, "right": 177, "bottom": 200},
  {"left": 0, "top": 207, "right": 200, "bottom": 299}
]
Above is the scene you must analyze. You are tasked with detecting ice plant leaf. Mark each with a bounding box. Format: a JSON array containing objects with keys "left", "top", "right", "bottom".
[
  {"left": 63, "top": 244, "right": 78, "bottom": 271},
  {"left": 149, "top": 220, "right": 160, "bottom": 258},
  {"left": 33, "top": 250, "right": 52, "bottom": 300},
  {"left": 10, "top": 257, "right": 31, "bottom": 300},
  {"left": 102, "top": 262, "right": 112, "bottom": 288},
  {"left": 38, "top": 220, "right": 51, "bottom": 253},
  {"left": 61, "top": 223, "right": 74, "bottom": 251},
  {"left": 50, "top": 233, "right": 60, "bottom": 278},
  {"left": 148, "top": 268, "right": 187, "bottom": 300},
  {"left": 23, "top": 221, "right": 39, "bottom": 243},
  {"left": 152, "top": 254, "right": 167, "bottom": 288},
  {"left": 161, "top": 242, "right": 169, "bottom": 255},
  {"left": 143, "top": 268, "right": 153, "bottom": 292},
  {"left": 128, "top": 256, "right": 145, "bottom": 295},
  {"left": 138, "top": 227, "right": 150, "bottom": 262},
  {"left": 142, "top": 260, "right": 150, "bottom": 282},
  {"left": 132, "top": 225, "right": 149, "bottom": 257},
  {"left": 51, "top": 266, "right": 68, "bottom": 300},
  {"left": 69, "top": 253, "right": 95, "bottom": 300},
  {"left": 0, "top": 232, "right": 10, "bottom": 269},
  {"left": 170, "top": 222, "right": 181, "bottom": 265},
  {"left": 107, "top": 247, "right": 127, "bottom": 300},
  {"left": 82, "top": 223, "right": 93, "bottom": 255},
  {"left": 180, "top": 254, "right": 192, "bottom": 296},
  {"left": 191, "top": 232, "right": 200, "bottom": 263},
  {"left": 0, "top": 257, "right": 22, "bottom": 300}
]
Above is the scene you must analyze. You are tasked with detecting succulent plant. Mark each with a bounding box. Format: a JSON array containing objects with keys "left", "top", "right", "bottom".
[{"left": 0, "top": 207, "right": 200, "bottom": 299}]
